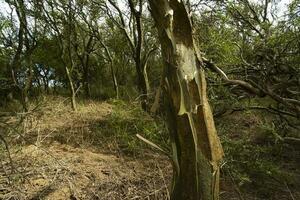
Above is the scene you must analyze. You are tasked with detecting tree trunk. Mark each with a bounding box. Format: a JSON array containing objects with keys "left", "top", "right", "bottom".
[
  {"left": 41, "top": 76, "right": 49, "bottom": 94},
  {"left": 66, "top": 0, "right": 77, "bottom": 111},
  {"left": 83, "top": 69, "right": 91, "bottom": 98},
  {"left": 110, "top": 62, "right": 119, "bottom": 99},
  {"left": 65, "top": 66, "right": 77, "bottom": 111},
  {"left": 148, "top": 1, "right": 224, "bottom": 199},
  {"left": 150, "top": 74, "right": 163, "bottom": 114},
  {"left": 136, "top": 62, "right": 150, "bottom": 110},
  {"left": 21, "top": 52, "right": 34, "bottom": 112},
  {"left": 129, "top": 0, "right": 150, "bottom": 110},
  {"left": 143, "top": 62, "right": 150, "bottom": 100},
  {"left": 99, "top": 39, "right": 119, "bottom": 99}
]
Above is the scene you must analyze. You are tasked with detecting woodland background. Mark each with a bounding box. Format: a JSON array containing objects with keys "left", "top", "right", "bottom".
[{"left": 0, "top": 0, "right": 299, "bottom": 199}]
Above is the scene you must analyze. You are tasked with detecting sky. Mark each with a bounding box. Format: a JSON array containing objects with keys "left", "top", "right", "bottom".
[
  {"left": 0, "top": 0, "right": 9, "bottom": 17},
  {"left": 0, "top": 0, "right": 293, "bottom": 20},
  {"left": 262, "top": 0, "right": 292, "bottom": 17}
]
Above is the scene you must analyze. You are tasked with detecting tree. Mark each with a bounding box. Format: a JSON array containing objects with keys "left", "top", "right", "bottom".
[
  {"left": 195, "top": 0, "right": 300, "bottom": 121},
  {"left": 4, "top": 0, "right": 40, "bottom": 111},
  {"left": 41, "top": 0, "right": 79, "bottom": 111},
  {"left": 76, "top": 3, "right": 120, "bottom": 99},
  {"left": 148, "top": 1, "right": 223, "bottom": 199},
  {"left": 105, "top": 0, "right": 157, "bottom": 110}
]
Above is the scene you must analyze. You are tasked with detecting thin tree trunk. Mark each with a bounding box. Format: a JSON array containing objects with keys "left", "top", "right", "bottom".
[
  {"left": 135, "top": 62, "right": 149, "bottom": 110},
  {"left": 99, "top": 39, "right": 119, "bottom": 99},
  {"left": 65, "top": 66, "right": 76, "bottom": 111},
  {"left": 131, "top": 0, "right": 149, "bottom": 110},
  {"left": 21, "top": 47, "right": 34, "bottom": 112},
  {"left": 41, "top": 76, "right": 49, "bottom": 94},
  {"left": 80, "top": 38, "right": 93, "bottom": 98},
  {"left": 148, "top": 1, "right": 223, "bottom": 199},
  {"left": 83, "top": 68, "right": 91, "bottom": 98},
  {"left": 110, "top": 62, "right": 119, "bottom": 99},
  {"left": 21, "top": 66, "right": 33, "bottom": 112},
  {"left": 107, "top": 0, "right": 153, "bottom": 108},
  {"left": 66, "top": 0, "right": 77, "bottom": 111},
  {"left": 150, "top": 75, "right": 163, "bottom": 114},
  {"left": 143, "top": 61, "right": 150, "bottom": 100}
]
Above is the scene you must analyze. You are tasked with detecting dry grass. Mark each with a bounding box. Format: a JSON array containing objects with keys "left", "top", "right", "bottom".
[
  {"left": 0, "top": 96, "right": 171, "bottom": 200},
  {"left": 1, "top": 143, "right": 171, "bottom": 200}
]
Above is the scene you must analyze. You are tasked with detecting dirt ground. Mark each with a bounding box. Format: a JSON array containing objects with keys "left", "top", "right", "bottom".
[
  {"left": 1, "top": 142, "right": 171, "bottom": 200},
  {"left": 0, "top": 98, "right": 171, "bottom": 200}
]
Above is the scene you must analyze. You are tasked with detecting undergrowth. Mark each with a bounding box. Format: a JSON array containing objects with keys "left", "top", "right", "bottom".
[
  {"left": 217, "top": 111, "right": 300, "bottom": 199},
  {"left": 93, "top": 99, "right": 169, "bottom": 156}
]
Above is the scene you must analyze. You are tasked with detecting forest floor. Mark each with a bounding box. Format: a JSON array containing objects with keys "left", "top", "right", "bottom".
[
  {"left": 0, "top": 96, "right": 299, "bottom": 200},
  {"left": 1, "top": 97, "right": 171, "bottom": 200}
]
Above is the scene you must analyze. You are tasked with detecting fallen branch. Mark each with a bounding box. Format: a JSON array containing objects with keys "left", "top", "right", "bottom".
[
  {"left": 0, "top": 134, "right": 15, "bottom": 173},
  {"left": 136, "top": 134, "right": 168, "bottom": 156},
  {"left": 283, "top": 137, "right": 300, "bottom": 145},
  {"left": 230, "top": 106, "right": 297, "bottom": 118}
]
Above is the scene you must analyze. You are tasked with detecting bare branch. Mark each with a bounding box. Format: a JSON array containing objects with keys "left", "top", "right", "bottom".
[{"left": 203, "top": 58, "right": 262, "bottom": 95}]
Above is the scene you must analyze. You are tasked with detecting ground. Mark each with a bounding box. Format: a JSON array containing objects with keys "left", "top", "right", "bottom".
[
  {"left": 0, "top": 97, "right": 171, "bottom": 200},
  {"left": 1, "top": 143, "right": 170, "bottom": 200},
  {"left": 0, "top": 96, "right": 299, "bottom": 199}
]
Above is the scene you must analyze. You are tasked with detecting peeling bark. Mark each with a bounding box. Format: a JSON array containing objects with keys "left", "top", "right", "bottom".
[{"left": 148, "top": 1, "right": 223, "bottom": 199}]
